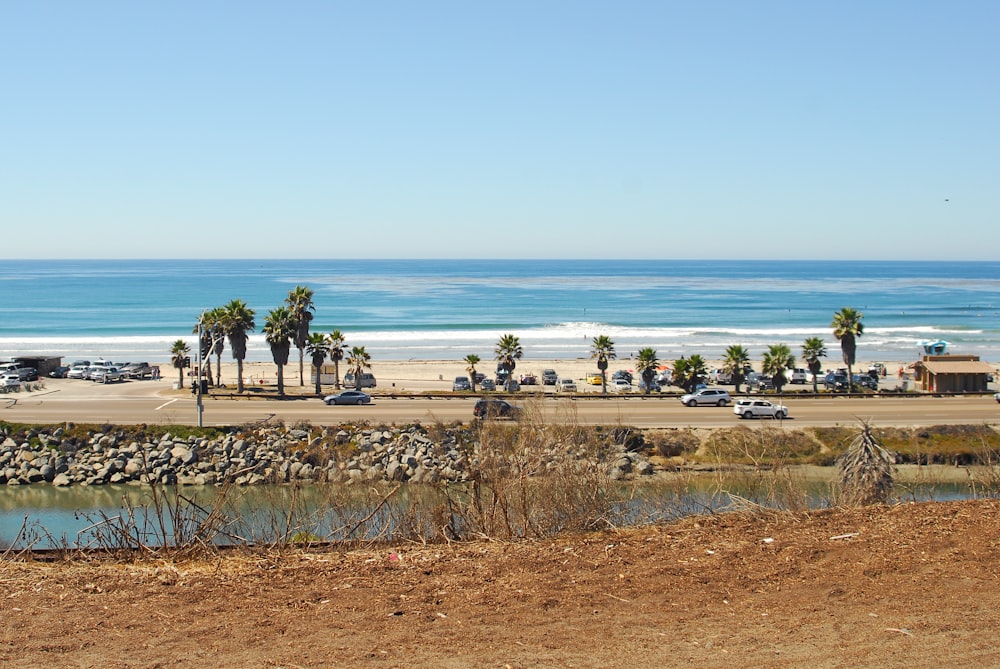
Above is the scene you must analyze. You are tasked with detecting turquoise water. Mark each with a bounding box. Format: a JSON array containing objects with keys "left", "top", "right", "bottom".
[{"left": 1, "top": 259, "right": 998, "bottom": 363}]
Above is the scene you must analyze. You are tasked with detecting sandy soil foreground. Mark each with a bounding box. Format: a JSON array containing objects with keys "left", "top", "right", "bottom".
[{"left": 2, "top": 499, "right": 998, "bottom": 668}]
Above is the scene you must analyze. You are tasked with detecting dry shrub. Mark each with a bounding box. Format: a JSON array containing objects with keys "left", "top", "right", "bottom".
[
  {"left": 646, "top": 428, "right": 701, "bottom": 458},
  {"left": 699, "top": 427, "right": 821, "bottom": 465},
  {"left": 837, "top": 421, "right": 895, "bottom": 506}
]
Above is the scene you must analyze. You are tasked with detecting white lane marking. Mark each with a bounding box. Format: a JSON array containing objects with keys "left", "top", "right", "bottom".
[{"left": 155, "top": 399, "right": 179, "bottom": 411}]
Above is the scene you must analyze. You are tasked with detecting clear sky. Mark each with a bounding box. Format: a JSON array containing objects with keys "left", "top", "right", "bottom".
[{"left": 3, "top": 1, "right": 997, "bottom": 260}]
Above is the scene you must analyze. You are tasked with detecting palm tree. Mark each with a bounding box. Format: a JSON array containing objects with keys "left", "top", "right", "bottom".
[
  {"left": 673, "top": 354, "right": 708, "bottom": 393},
  {"left": 327, "top": 330, "right": 347, "bottom": 389},
  {"left": 635, "top": 347, "right": 659, "bottom": 394},
  {"left": 263, "top": 307, "right": 296, "bottom": 396},
  {"left": 305, "top": 332, "right": 330, "bottom": 396},
  {"left": 170, "top": 339, "right": 190, "bottom": 389},
  {"left": 495, "top": 333, "right": 523, "bottom": 391},
  {"left": 832, "top": 307, "right": 865, "bottom": 391},
  {"left": 346, "top": 345, "right": 372, "bottom": 389},
  {"left": 285, "top": 285, "right": 315, "bottom": 387},
  {"left": 762, "top": 343, "right": 795, "bottom": 394},
  {"left": 590, "top": 335, "right": 616, "bottom": 395},
  {"left": 464, "top": 354, "right": 481, "bottom": 392},
  {"left": 722, "top": 344, "right": 751, "bottom": 394},
  {"left": 674, "top": 353, "right": 708, "bottom": 393},
  {"left": 223, "top": 299, "right": 256, "bottom": 394},
  {"left": 801, "top": 337, "right": 827, "bottom": 394},
  {"left": 202, "top": 307, "right": 227, "bottom": 387}
]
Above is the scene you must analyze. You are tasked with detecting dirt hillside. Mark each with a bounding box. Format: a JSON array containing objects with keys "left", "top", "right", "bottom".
[{"left": 2, "top": 499, "right": 998, "bottom": 668}]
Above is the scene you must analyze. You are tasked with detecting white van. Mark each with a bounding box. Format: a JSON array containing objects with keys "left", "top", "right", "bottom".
[{"left": 343, "top": 372, "right": 377, "bottom": 388}]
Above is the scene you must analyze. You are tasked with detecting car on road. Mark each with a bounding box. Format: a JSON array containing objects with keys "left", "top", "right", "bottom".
[
  {"left": 323, "top": 390, "right": 372, "bottom": 405},
  {"left": 556, "top": 378, "right": 577, "bottom": 392},
  {"left": 679, "top": 388, "right": 732, "bottom": 407},
  {"left": 542, "top": 369, "right": 558, "bottom": 385},
  {"left": 452, "top": 376, "right": 471, "bottom": 391},
  {"left": 995, "top": 392, "right": 1000, "bottom": 403},
  {"left": 734, "top": 399, "right": 789, "bottom": 419},
  {"left": 473, "top": 398, "right": 521, "bottom": 420}
]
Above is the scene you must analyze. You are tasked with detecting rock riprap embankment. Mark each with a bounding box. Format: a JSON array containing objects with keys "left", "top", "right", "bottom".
[{"left": 0, "top": 424, "right": 653, "bottom": 487}]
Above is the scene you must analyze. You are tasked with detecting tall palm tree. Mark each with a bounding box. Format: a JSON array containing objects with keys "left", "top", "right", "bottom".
[
  {"left": 346, "top": 345, "right": 372, "bottom": 390},
  {"left": 327, "top": 330, "right": 347, "bottom": 389},
  {"left": 832, "top": 307, "right": 864, "bottom": 391},
  {"left": 202, "top": 307, "right": 227, "bottom": 387},
  {"left": 305, "top": 332, "right": 330, "bottom": 396},
  {"left": 495, "top": 333, "right": 523, "bottom": 391},
  {"left": 170, "top": 339, "right": 190, "bottom": 389},
  {"left": 464, "top": 354, "right": 481, "bottom": 392},
  {"left": 635, "top": 347, "right": 659, "bottom": 394},
  {"left": 263, "top": 307, "right": 296, "bottom": 397},
  {"left": 801, "top": 337, "right": 827, "bottom": 395},
  {"left": 762, "top": 343, "right": 795, "bottom": 394},
  {"left": 223, "top": 298, "right": 256, "bottom": 394},
  {"left": 285, "top": 285, "right": 315, "bottom": 387},
  {"left": 722, "top": 344, "right": 751, "bottom": 394},
  {"left": 673, "top": 354, "right": 708, "bottom": 393},
  {"left": 590, "top": 335, "right": 616, "bottom": 395}
]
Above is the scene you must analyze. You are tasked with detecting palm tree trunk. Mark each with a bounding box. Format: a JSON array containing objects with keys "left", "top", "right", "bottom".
[
  {"left": 277, "top": 366, "right": 285, "bottom": 396},
  {"left": 334, "top": 361, "right": 341, "bottom": 389},
  {"left": 299, "top": 348, "right": 305, "bottom": 386},
  {"left": 313, "top": 364, "right": 322, "bottom": 396},
  {"left": 236, "top": 359, "right": 245, "bottom": 393}
]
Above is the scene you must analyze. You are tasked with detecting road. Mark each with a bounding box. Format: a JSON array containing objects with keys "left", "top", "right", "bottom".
[{"left": 3, "top": 379, "right": 999, "bottom": 428}]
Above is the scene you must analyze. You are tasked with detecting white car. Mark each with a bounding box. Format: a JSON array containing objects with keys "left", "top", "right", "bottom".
[
  {"left": 995, "top": 392, "right": 1000, "bottom": 403},
  {"left": 1, "top": 374, "right": 20, "bottom": 389},
  {"left": 787, "top": 368, "right": 812, "bottom": 384},
  {"left": 679, "top": 388, "right": 732, "bottom": 407},
  {"left": 734, "top": 399, "right": 789, "bottom": 419},
  {"left": 556, "top": 378, "right": 578, "bottom": 392},
  {"left": 610, "top": 379, "right": 632, "bottom": 392}
]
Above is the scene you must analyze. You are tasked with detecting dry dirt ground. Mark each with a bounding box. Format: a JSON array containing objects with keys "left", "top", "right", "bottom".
[{"left": 2, "top": 499, "right": 998, "bottom": 669}]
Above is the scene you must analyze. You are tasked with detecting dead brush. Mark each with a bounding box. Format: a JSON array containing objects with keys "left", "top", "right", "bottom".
[{"left": 836, "top": 420, "right": 896, "bottom": 506}]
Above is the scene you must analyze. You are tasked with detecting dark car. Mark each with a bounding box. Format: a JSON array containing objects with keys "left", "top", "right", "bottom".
[
  {"left": 323, "top": 390, "right": 372, "bottom": 405},
  {"left": 16, "top": 367, "right": 39, "bottom": 382},
  {"left": 49, "top": 365, "right": 71, "bottom": 378},
  {"left": 824, "top": 373, "right": 849, "bottom": 391},
  {"left": 853, "top": 374, "right": 878, "bottom": 391},
  {"left": 612, "top": 370, "right": 633, "bottom": 384},
  {"left": 473, "top": 398, "right": 521, "bottom": 420}
]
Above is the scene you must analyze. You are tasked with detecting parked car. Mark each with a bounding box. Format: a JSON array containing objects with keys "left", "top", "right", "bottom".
[
  {"left": 323, "top": 390, "right": 372, "bottom": 405},
  {"left": 49, "top": 365, "right": 71, "bottom": 378},
  {"left": 787, "top": 368, "right": 811, "bottom": 384},
  {"left": 586, "top": 373, "right": 603, "bottom": 386},
  {"left": 610, "top": 378, "right": 632, "bottom": 392},
  {"left": 519, "top": 373, "right": 538, "bottom": 385},
  {"left": 66, "top": 365, "right": 91, "bottom": 379},
  {"left": 638, "top": 380, "right": 661, "bottom": 393},
  {"left": 612, "top": 370, "right": 633, "bottom": 384},
  {"left": 343, "top": 372, "right": 377, "bottom": 388},
  {"left": 92, "top": 367, "right": 125, "bottom": 383},
  {"left": 1, "top": 374, "right": 20, "bottom": 389},
  {"left": 452, "top": 376, "right": 471, "bottom": 391},
  {"left": 541, "top": 369, "right": 558, "bottom": 385},
  {"left": 655, "top": 370, "right": 673, "bottom": 386},
  {"left": 479, "top": 378, "right": 496, "bottom": 391},
  {"left": 734, "top": 399, "right": 789, "bottom": 419},
  {"left": 708, "top": 368, "right": 733, "bottom": 384},
  {"left": 752, "top": 377, "right": 775, "bottom": 393},
  {"left": 824, "top": 372, "right": 849, "bottom": 392},
  {"left": 473, "top": 398, "right": 521, "bottom": 420},
  {"left": 853, "top": 373, "right": 878, "bottom": 391},
  {"left": 16, "top": 367, "right": 39, "bottom": 382},
  {"left": 679, "top": 388, "right": 732, "bottom": 407},
  {"left": 122, "top": 362, "right": 154, "bottom": 379},
  {"left": 556, "top": 378, "right": 577, "bottom": 392}
]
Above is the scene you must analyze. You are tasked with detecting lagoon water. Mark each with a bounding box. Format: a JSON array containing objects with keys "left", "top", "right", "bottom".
[{"left": 1, "top": 259, "right": 999, "bottom": 365}]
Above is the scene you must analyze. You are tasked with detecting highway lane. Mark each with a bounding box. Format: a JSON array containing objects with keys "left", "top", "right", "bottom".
[{"left": 3, "top": 382, "right": 998, "bottom": 428}]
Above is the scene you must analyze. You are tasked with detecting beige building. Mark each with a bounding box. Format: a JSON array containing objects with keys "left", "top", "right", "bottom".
[{"left": 910, "top": 355, "right": 994, "bottom": 393}]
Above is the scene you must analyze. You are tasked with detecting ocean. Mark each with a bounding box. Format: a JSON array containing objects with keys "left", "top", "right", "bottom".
[{"left": 1, "top": 259, "right": 998, "bottom": 366}]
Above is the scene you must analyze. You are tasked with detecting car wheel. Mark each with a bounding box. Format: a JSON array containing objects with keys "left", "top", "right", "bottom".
[
  {"left": 717, "top": 399, "right": 727, "bottom": 406},
  {"left": 686, "top": 399, "right": 697, "bottom": 407},
  {"left": 779, "top": 410, "right": 788, "bottom": 419},
  {"left": 356, "top": 398, "right": 364, "bottom": 405},
  {"left": 738, "top": 411, "right": 747, "bottom": 419},
  {"left": 325, "top": 399, "right": 332, "bottom": 405}
]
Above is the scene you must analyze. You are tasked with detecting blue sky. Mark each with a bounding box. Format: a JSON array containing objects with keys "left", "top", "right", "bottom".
[{"left": 3, "top": 2, "right": 997, "bottom": 259}]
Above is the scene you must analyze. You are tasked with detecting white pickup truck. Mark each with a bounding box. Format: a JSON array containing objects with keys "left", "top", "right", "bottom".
[{"left": 734, "top": 399, "right": 789, "bottom": 419}]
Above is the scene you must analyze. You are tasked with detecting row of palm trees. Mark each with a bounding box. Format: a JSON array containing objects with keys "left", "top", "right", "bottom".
[{"left": 168, "top": 286, "right": 377, "bottom": 396}]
